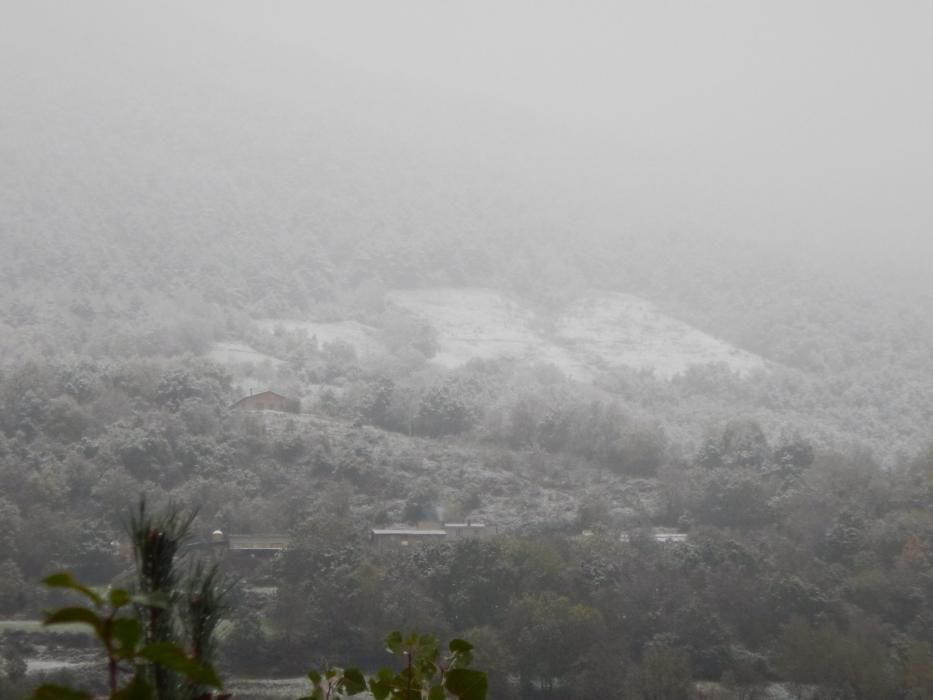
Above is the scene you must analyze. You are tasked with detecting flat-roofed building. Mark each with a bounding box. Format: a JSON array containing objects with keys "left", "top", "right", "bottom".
[
  {"left": 227, "top": 533, "right": 290, "bottom": 557},
  {"left": 619, "top": 530, "right": 688, "bottom": 544},
  {"left": 231, "top": 390, "right": 296, "bottom": 413},
  {"left": 370, "top": 528, "right": 448, "bottom": 549},
  {"left": 443, "top": 522, "right": 495, "bottom": 539}
]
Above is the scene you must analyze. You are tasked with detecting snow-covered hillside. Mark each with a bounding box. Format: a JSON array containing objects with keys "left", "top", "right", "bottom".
[
  {"left": 387, "top": 288, "right": 767, "bottom": 380},
  {"left": 213, "top": 289, "right": 768, "bottom": 383}
]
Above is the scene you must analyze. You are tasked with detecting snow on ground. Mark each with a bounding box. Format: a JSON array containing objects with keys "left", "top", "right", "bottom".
[
  {"left": 211, "top": 289, "right": 767, "bottom": 383},
  {"left": 386, "top": 288, "right": 588, "bottom": 376},
  {"left": 26, "top": 658, "right": 94, "bottom": 674},
  {"left": 257, "top": 319, "right": 384, "bottom": 357},
  {"left": 556, "top": 292, "right": 767, "bottom": 379},
  {"left": 227, "top": 677, "right": 322, "bottom": 700},
  {"left": 387, "top": 288, "right": 767, "bottom": 380},
  {"left": 208, "top": 342, "right": 283, "bottom": 367}
]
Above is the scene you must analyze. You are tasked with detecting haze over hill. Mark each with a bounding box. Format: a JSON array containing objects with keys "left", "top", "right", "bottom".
[
  {"left": 4, "top": 3, "right": 933, "bottom": 699},
  {"left": 3, "top": 1, "right": 933, "bottom": 293},
  {"left": 2, "top": 0, "right": 932, "bottom": 469}
]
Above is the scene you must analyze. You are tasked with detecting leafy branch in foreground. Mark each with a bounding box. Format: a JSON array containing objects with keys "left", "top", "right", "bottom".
[
  {"left": 30, "top": 572, "right": 223, "bottom": 700},
  {"left": 30, "top": 497, "right": 230, "bottom": 700},
  {"left": 26, "top": 498, "right": 487, "bottom": 700},
  {"left": 303, "top": 631, "right": 487, "bottom": 700}
]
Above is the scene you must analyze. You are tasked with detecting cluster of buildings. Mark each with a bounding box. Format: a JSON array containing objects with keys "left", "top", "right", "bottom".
[
  {"left": 206, "top": 520, "right": 496, "bottom": 563},
  {"left": 207, "top": 524, "right": 687, "bottom": 563},
  {"left": 369, "top": 521, "right": 495, "bottom": 548},
  {"left": 225, "top": 389, "right": 689, "bottom": 564}
]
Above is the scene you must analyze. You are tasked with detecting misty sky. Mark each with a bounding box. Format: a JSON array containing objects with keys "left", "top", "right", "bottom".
[{"left": 3, "top": 1, "right": 932, "bottom": 273}]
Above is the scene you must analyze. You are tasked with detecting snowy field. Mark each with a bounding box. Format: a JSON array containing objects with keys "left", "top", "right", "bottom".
[
  {"left": 258, "top": 319, "right": 384, "bottom": 357},
  {"left": 387, "top": 288, "right": 767, "bottom": 380},
  {"left": 207, "top": 342, "right": 283, "bottom": 367},
  {"left": 209, "top": 289, "right": 768, "bottom": 384}
]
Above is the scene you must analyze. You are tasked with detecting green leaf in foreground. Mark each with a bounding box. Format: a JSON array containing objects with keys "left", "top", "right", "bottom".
[
  {"left": 108, "top": 588, "right": 131, "bottom": 608},
  {"left": 369, "top": 667, "right": 395, "bottom": 700},
  {"left": 385, "top": 630, "right": 404, "bottom": 654},
  {"left": 448, "top": 639, "right": 473, "bottom": 654},
  {"left": 112, "top": 673, "right": 155, "bottom": 700},
  {"left": 445, "top": 668, "right": 487, "bottom": 700},
  {"left": 43, "top": 607, "right": 103, "bottom": 636},
  {"left": 31, "top": 684, "right": 93, "bottom": 700},
  {"left": 42, "top": 572, "right": 104, "bottom": 607},
  {"left": 111, "top": 617, "right": 144, "bottom": 654},
  {"left": 342, "top": 667, "right": 368, "bottom": 695},
  {"left": 139, "top": 642, "right": 222, "bottom": 688}
]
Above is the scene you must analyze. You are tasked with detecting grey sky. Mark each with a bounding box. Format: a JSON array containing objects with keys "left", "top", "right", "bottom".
[{"left": 3, "top": 1, "right": 932, "bottom": 272}]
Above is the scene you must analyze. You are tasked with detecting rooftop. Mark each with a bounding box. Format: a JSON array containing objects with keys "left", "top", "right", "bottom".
[{"left": 227, "top": 534, "right": 290, "bottom": 550}]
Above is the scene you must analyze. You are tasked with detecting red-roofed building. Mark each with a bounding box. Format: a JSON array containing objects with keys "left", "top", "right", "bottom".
[{"left": 231, "top": 390, "right": 296, "bottom": 413}]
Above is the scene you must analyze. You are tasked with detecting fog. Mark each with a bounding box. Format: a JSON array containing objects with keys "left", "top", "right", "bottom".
[
  {"left": 4, "top": 1, "right": 933, "bottom": 279},
  {"left": 7, "top": 5, "right": 933, "bottom": 697}
]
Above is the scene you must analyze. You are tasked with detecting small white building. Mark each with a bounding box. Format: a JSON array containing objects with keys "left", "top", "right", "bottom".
[
  {"left": 619, "top": 530, "right": 688, "bottom": 544},
  {"left": 370, "top": 529, "right": 448, "bottom": 548},
  {"left": 370, "top": 521, "right": 498, "bottom": 548},
  {"left": 444, "top": 522, "right": 496, "bottom": 539}
]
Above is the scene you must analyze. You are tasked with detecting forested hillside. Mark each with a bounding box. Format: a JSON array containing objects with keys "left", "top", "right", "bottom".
[
  {"left": 7, "top": 139, "right": 933, "bottom": 696},
  {"left": 6, "top": 101, "right": 933, "bottom": 696},
  {"left": 4, "top": 2, "right": 933, "bottom": 698},
  {"left": 5, "top": 344, "right": 933, "bottom": 698}
]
